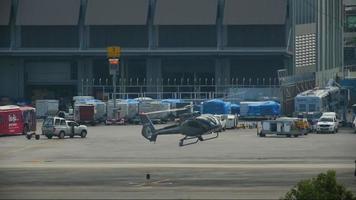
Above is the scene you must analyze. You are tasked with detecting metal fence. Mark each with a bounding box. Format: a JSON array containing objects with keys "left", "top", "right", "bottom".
[
  {"left": 80, "top": 73, "right": 316, "bottom": 115},
  {"left": 80, "top": 77, "right": 282, "bottom": 102}
]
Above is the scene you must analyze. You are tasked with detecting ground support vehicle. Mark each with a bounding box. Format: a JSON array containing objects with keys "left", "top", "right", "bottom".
[
  {"left": 213, "top": 114, "right": 238, "bottom": 130},
  {"left": 20, "top": 106, "right": 39, "bottom": 140},
  {"left": 106, "top": 100, "right": 136, "bottom": 125},
  {"left": 42, "top": 117, "right": 88, "bottom": 139},
  {"left": 258, "top": 118, "right": 308, "bottom": 137},
  {"left": 225, "top": 115, "right": 238, "bottom": 129},
  {"left": 214, "top": 115, "right": 227, "bottom": 131}
]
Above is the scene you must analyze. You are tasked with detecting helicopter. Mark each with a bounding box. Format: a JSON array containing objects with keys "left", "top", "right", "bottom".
[{"left": 139, "top": 106, "right": 223, "bottom": 146}]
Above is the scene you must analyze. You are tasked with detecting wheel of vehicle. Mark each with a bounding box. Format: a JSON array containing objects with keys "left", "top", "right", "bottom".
[
  {"left": 46, "top": 135, "right": 52, "bottom": 139},
  {"left": 286, "top": 135, "right": 291, "bottom": 138},
  {"left": 293, "top": 135, "right": 299, "bottom": 137},
  {"left": 70, "top": 134, "right": 74, "bottom": 138},
  {"left": 59, "top": 131, "right": 65, "bottom": 139},
  {"left": 316, "top": 131, "right": 319, "bottom": 134},
  {"left": 26, "top": 134, "right": 31, "bottom": 140},
  {"left": 35, "top": 135, "right": 40, "bottom": 140},
  {"left": 179, "top": 140, "right": 183, "bottom": 147},
  {"left": 22, "top": 125, "right": 29, "bottom": 135},
  {"left": 80, "top": 130, "right": 87, "bottom": 138},
  {"left": 259, "top": 133, "right": 266, "bottom": 137},
  {"left": 336, "top": 129, "right": 338, "bottom": 133}
]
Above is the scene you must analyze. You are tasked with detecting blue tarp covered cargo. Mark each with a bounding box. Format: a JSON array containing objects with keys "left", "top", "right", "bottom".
[
  {"left": 231, "top": 104, "right": 240, "bottom": 115},
  {"left": 240, "top": 101, "right": 280, "bottom": 117},
  {"left": 202, "top": 99, "right": 231, "bottom": 115}
]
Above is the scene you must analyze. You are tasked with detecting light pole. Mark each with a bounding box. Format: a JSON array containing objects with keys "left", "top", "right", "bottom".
[{"left": 107, "top": 46, "right": 121, "bottom": 121}]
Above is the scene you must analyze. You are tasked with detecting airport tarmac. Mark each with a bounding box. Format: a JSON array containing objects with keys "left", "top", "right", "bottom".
[{"left": 0, "top": 124, "right": 355, "bottom": 199}]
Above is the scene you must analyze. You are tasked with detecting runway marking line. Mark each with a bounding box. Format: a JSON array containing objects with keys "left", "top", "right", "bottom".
[
  {"left": 0, "top": 163, "right": 353, "bottom": 169},
  {"left": 135, "top": 179, "right": 171, "bottom": 187}
]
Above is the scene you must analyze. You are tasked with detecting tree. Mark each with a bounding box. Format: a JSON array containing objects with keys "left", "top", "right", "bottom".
[{"left": 281, "top": 170, "right": 356, "bottom": 200}]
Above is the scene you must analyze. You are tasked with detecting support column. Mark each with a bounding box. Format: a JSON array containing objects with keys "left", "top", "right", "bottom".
[
  {"left": 78, "top": 58, "right": 93, "bottom": 96},
  {"left": 284, "top": 56, "right": 294, "bottom": 75},
  {"left": 288, "top": 0, "right": 296, "bottom": 75},
  {"left": 17, "top": 59, "right": 25, "bottom": 98},
  {"left": 10, "top": 0, "right": 21, "bottom": 49},
  {"left": 148, "top": 0, "right": 158, "bottom": 49},
  {"left": 215, "top": 58, "right": 230, "bottom": 94},
  {"left": 146, "top": 58, "right": 162, "bottom": 97},
  {"left": 79, "top": 0, "right": 89, "bottom": 50},
  {"left": 217, "top": 0, "right": 227, "bottom": 49}
]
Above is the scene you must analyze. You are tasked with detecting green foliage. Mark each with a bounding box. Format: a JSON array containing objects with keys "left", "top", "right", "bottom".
[{"left": 281, "top": 170, "right": 356, "bottom": 200}]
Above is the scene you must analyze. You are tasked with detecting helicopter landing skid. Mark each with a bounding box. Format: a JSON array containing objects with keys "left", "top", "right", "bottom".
[
  {"left": 201, "top": 132, "right": 219, "bottom": 141},
  {"left": 178, "top": 132, "right": 219, "bottom": 147},
  {"left": 179, "top": 136, "right": 199, "bottom": 146}
]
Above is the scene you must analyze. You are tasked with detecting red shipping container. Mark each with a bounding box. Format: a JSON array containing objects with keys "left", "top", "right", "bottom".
[{"left": 0, "top": 106, "right": 24, "bottom": 135}]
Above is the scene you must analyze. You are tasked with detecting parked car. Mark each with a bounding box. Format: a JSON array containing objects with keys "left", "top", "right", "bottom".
[
  {"left": 42, "top": 117, "right": 88, "bottom": 139},
  {"left": 316, "top": 116, "right": 338, "bottom": 134}
]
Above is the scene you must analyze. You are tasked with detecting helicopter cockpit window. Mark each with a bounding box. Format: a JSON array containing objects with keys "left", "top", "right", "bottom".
[{"left": 186, "top": 120, "right": 201, "bottom": 129}]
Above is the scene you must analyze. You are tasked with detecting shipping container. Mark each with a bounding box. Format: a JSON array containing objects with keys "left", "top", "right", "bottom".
[
  {"left": 35, "top": 100, "right": 59, "bottom": 118},
  {"left": 74, "top": 104, "right": 95, "bottom": 125}
]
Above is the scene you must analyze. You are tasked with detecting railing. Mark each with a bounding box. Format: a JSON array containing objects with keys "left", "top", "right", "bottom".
[
  {"left": 80, "top": 77, "right": 282, "bottom": 102},
  {"left": 79, "top": 74, "right": 316, "bottom": 115}
]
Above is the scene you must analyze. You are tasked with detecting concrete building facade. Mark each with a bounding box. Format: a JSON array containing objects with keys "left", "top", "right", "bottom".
[{"left": 0, "top": 0, "right": 344, "bottom": 101}]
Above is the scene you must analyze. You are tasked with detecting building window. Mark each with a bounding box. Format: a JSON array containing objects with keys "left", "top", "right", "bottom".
[
  {"left": 89, "top": 26, "right": 148, "bottom": 48},
  {"left": 158, "top": 25, "right": 217, "bottom": 48},
  {"left": 308, "top": 104, "right": 316, "bottom": 112},
  {"left": 299, "top": 104, "right": 306, "bottom": 112},
  {"left": 21, "top": 26, "right": 79, "bottom": 48},
  {"left": 0, "top": 26, "right": 11, "bottom": 48},
  {"left": 346, "top": 15, "right": 356, "bottom": 32},
  {"left": 227, "top": 25, "right": 286, "bottom": 47}
]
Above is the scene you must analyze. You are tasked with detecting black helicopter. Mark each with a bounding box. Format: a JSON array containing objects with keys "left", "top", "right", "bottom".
[{"left": 139, "top": 107, "right": 223, "bottom": 146}]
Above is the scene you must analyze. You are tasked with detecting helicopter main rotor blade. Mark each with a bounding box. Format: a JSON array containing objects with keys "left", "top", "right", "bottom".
[{"left": 142, "top": 106, "right": 192, "bottom": 115}]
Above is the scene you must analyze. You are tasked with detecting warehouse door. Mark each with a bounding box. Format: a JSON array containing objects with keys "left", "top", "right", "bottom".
[{"left": 25, "top": 61, "right": 77, "bottom": 101}]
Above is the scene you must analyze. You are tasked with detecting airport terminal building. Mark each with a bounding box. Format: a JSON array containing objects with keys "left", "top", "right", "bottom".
[{"left": 0, "top": 0, "right": 343, "bottom": 102}]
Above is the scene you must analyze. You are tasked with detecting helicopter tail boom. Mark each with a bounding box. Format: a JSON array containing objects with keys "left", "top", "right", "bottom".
[{"left": 139, "top": 113, "right": 157, "bottom": 142}]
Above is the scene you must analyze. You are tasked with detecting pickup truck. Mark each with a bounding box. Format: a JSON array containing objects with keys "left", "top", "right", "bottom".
[
  {"left": 42, "top": 117, "right": 88, "bottom": 139},
  {"left": 316, "top": 116, "right": 338, "bottom": 134}
]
